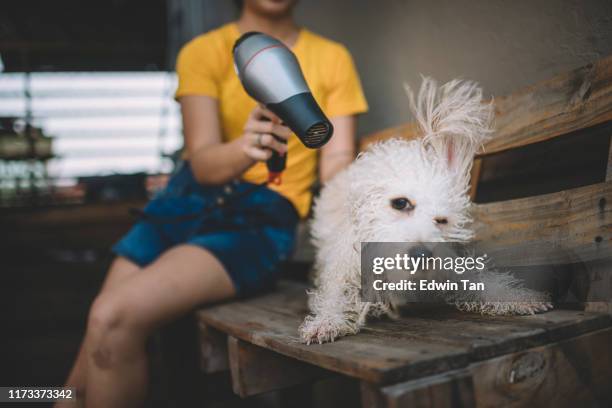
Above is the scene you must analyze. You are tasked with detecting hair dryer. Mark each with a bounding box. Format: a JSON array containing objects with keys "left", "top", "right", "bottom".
[{"left": 233, "top": 32, "right": 334, "bottom": 184}]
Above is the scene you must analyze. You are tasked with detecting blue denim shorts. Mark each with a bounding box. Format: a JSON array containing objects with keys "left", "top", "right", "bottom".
[{"left": 112, "top": 161, "right": 299, "bottom": 297}]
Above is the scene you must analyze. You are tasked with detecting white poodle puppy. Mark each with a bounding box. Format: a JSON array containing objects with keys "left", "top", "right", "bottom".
[{"left": 299, "top": 78, "right": 552, "bottom": 345}]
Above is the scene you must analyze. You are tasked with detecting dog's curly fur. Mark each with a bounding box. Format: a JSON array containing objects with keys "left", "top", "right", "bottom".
[{"left": 299, "top": 77, "right": 552, "bottom": 345}]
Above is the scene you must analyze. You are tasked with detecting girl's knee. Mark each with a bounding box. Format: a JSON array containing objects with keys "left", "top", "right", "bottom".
[
  {"left": 87, "top": 294, "right": 124, "bottom": 336},
  {"left": 86, "top": 295, "right": 146, "bottom": 368},
  {"left": 88, "top": 290, "right": 153, "bottom": 333}
]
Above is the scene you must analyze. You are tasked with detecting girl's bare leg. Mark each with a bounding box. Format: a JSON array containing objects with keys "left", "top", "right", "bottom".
[
  {"left": 56, "top": 256, "right": 141, "bottom": 408},
  {"left": 84, "top": 244, "right": 235, "bottom": 408}
]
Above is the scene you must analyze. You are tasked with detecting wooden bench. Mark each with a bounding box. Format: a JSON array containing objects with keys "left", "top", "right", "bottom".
[{"left": 195, "top": 56, "right": 612, "bottom": 407}]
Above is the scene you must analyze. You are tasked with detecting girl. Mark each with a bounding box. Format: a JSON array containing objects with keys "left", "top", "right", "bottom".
[{"left": 59, "top": 0, "right": 367, "bottom": 406}]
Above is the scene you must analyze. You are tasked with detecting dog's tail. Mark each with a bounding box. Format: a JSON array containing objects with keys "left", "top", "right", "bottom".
[{"left": 404, "top": 77, "right": 494, "bottom": 175}]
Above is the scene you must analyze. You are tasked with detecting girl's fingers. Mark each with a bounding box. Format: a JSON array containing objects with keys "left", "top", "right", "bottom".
[
  {"left": 245, "top": 120, "right": 292, "bottom": 141},
  {"left": 244, "top": 146, "right": 272, "bottom": 161},
  {"left": 242, "top": 132, "right": 286, "bottom": 162},
  {"left": 242, "top": 106, "right": 290, "bottom": 163},
  {"left": 271, "top": 123, "right": 292, "bottom": 140},
  {"left": 258, "top": 106, "right": 281, "bottom": 123},
  {"left": 258, "top": 133, "right": 288, "bottom": 154},
  {"left": 248, "top": 105, "right": 266, "bottom": 121}
]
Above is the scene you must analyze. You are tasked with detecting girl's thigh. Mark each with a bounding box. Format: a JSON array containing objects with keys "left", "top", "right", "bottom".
[
  {"left": 95, "top": 245, "right": 236, "bottom": 332},
  {"left": 100, "top": 256, "right": 142, "bottom": 293}
]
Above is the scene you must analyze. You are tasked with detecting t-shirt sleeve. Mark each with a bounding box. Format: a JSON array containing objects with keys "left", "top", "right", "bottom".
[
  {"left": 174, "top": 36, "right": 222, "bottom": 100},
  {"left": 325, "top": 45, "right": 368, "bottom": 118}
]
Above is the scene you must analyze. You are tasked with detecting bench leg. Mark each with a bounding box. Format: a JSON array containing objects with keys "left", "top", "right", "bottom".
[
  {"left": 197, "top": 323, "right": 229, "bottom": 374},
  {"left": 360, "top": 370, "right": 475, "bottom": 408},
  {"left": 227, "top": 336, "right": 331, "bottom": 398}
]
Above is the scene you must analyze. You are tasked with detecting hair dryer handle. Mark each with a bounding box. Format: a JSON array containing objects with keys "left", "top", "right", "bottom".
[
  {"left": 266, "top": 135, "right": 287, "bottom": 184},
  {"left": 259, "top": 116, "right": 286, "bottom": 184}
]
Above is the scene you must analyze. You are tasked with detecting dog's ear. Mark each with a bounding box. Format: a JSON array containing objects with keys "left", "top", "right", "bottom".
[{"left": 405, "top": 77, "right": 494, "bottom": 179}]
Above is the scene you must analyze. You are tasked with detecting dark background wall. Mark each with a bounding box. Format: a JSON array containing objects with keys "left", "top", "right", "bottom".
[{"left": 168, "top": 0, "right": 612, "bottom": 135}]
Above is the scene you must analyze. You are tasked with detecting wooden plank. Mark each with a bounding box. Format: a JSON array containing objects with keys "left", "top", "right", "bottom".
[
  {"left": 197, "top": 323, "right": 229, "bottom": 374},
  {"left": 473, "top": 121, "right": 612, "bottom": 204},
  {"left": 197, "top": 281, "right": 611, "bottom": 385},
  {"left": 469, "top": 158, "right": 482, "bottom": 200},
  {"left": 472, "top": 180, "right": 612, "bottom": 266},
  {"left": 227, "top": 336, "right": 331, "bottom": 397},
  {"left": 360, "top": 308, "right": 611, "bottom": 362},
  {"left": 365, "top": 327, "right": 612, "bottom": 408},
  {"left": 199, "top": 283, "right": 469, "bottom": 385},
  {"left": 486, "top": 58, "right": 612, "bottom": 155},
  {"left": 361, "top": 369, "right": 475, "bottom": 408},
  {"left": 471, "top": 327, "right": 612, "bottom": 407},
  {"left": 360, "top": 56, "right": 612, "bottom": 156},
  {"left": 584, "top": 258, "right": 612, "bottom": 314},
  {"left": 607, "top": 135, "right": 612, "bottom": 181}
]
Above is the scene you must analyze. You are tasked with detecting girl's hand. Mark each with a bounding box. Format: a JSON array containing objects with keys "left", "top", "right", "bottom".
[{"left": 240, "top": 106, "right": 291, "bottom": 162}]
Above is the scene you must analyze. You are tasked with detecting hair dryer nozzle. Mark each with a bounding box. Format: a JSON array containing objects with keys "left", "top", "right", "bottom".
[
  {"left": 233, "top": 32, "right": 334, "bottom": 148},
  {"left": 267, "top": 92, "right": 333, "bottom": 148}
]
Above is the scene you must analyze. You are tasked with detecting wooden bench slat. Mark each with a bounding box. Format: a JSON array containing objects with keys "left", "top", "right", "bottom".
[
  {"left": 360, "top": 56, "right": 612, "bottom": 157},
  {"left": 487, "top": 58, "right": 612, "bottom": 155},
  {"left": 228, "top": 336, "right": 331, "bottom": 397},
  {"left": 198, "top": 292, "right": 469, "bottom": 384},
  {"left": 472, "top": 180, "right": 611, "bottom": 266},
  {"left": 197, "top": 324, "right": 229, "bottom": 374},
  {"left": 360, "top": 307, "right": 610, "bottom": 363},
  {"left": 197, "top": 281, "right": 611, "bottom": 385},
  {"left": 364, "top": 327, "right": 612, "bottom": 408},
  {"left": 469, "top": 327, "right": 612, "bottom": 407},
  {"left": 361, "top": 368, "right": 476, "bottom": 408}
]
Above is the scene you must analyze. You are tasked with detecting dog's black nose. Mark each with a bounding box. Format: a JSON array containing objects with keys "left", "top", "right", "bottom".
[{"left": 408, "top": 245, "right": 433, "bottom": 259}]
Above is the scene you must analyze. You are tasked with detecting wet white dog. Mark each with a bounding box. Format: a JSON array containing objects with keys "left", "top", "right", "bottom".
[{"left": 299, "top": 78, "right": 552, "bottom": 345}]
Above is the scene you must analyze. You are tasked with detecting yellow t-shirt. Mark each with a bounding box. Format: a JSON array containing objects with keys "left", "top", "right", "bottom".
[{"left": 175, "top": 23, "right": 368, "bottom": 217}]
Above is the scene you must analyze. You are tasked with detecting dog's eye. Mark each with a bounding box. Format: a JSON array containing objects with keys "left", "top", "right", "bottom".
[
  {"left": 390, "top": 197, "right": 415, "bottom": 211},
  {"left": 434, "top": 217, "right": 448, "bottom": 225}
]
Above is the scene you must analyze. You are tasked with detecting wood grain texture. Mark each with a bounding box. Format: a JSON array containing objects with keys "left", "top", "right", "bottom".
[
  {"left": 584, "top": 258, "right": 612, "bottom": 314},
  {"left": 361, "top": 369, "right": 476, "bottom": 408},
  {"left": 364, "top": 327, "right": 612, "bottom": 408},
  {"left": 470, "top": 327, "right": 612, "bottom": 407},
  {"left": 472, "top": 180, "right": 611, "bottom": 309},
  {"left": 485, "top": 58, "right": 612, "bottom": 154},
  {"left": 197, "top": 281, "right": 611, "bottom": 385},
  {"left": 471, "top": 180, "right": 611, "bottom": 266},
  {"left": 227, "top": 336, "right": 330, "bottom": 397},
  {"left": 359, "top": 56, "right": 612, "bottom": 156},
  {"left": 473, "top": 182, "right": 612, "bottom": 265},
  {"left": 197, "top": 323, "right": 229, "bottom": 374},
  {"left": 469, "top": 158, "right": 483, "bottom": 200},
  {"left": 607, "top": 135, "right": 612, "bottom": 181}
]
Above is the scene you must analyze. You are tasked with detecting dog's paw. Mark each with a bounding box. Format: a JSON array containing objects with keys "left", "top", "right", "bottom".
[
  {"left": 298, "top": 315, "right": 357, "bottom": 345},
  {"left": 456, "top": 301, "right": 554, "bottom": 316},
  {"left": 498, "top": 301, "right": 554, "bottom": 315}
]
